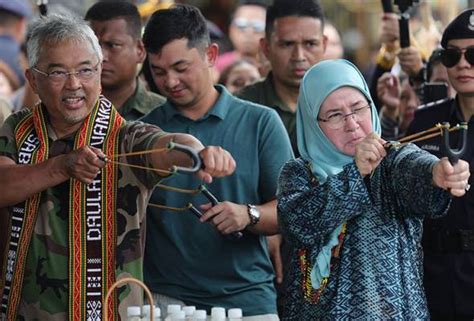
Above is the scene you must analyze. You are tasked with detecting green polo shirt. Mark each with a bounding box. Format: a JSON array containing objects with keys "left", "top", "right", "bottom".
[
  {"left": 119, "top": 78, "right": 166, "bottom": 120},
  {"left": 237, "top": 72, "right": 298, "bottom": 156},
  {"left": 141, "top": 85, "right": 294, "bottom": 316}
]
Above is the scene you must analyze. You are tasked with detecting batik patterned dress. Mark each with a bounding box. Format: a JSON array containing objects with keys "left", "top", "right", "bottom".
[{"left": 278, "top": 144, "right": 451, "bottom": 320}]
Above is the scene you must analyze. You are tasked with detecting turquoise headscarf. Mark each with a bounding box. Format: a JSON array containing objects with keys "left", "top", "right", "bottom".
[{"left": 295, "top": 59, "right": 381, "bottom": 289}]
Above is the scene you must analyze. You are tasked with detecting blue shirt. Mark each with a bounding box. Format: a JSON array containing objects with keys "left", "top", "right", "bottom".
[{"left": 141, "top": 85, "right": 294, "bottom": 315}]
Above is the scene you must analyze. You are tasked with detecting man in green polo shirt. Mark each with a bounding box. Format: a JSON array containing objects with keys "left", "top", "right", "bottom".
[
  {"left": 238, "top": 0, "right": 327, "bottom": 157},
  {"left": 141, "top": 5, "right": 293, "bottom": 320},
  {"left": 85, "top": 1, "right": 165, "bottom": 120}
]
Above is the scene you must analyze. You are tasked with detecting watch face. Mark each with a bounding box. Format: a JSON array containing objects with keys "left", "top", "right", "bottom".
[
  {"left": 249, "top": 205, "right": 260, "bottom": 225},
  {"left": 251, "top": 207, "right": 260, "bottom": 218}
]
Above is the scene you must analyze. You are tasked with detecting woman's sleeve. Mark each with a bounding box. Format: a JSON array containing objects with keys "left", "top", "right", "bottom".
[
  {"left": 387, "top": 144, "right": 450, "bottom": 219},
  {"left": 277, "top": 159, "right": 372, "bottom": 249}
]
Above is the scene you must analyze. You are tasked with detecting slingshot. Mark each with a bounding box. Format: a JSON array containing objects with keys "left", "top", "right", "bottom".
[
  {"left": 102, "top": 141, "right": 244, "bottom": 239},
  {"left": 439, "top": 122, "right": 468, "bottom": 165},
  {"left": 101, "top": 140, "right": 202, "bottom": 175},
  {"left": 384, "top": 122, "right": 468, "bottom": 162}
]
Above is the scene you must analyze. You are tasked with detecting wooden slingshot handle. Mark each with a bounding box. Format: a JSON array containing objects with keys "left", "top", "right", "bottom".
[{"left": 104, "top": 277, "right": 154, "bottom": 321}]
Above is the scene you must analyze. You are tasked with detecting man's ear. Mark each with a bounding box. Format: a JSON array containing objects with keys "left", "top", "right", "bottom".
[
  {"left": 136, "top": 39, "right": 146, "bottom": 64},
  {"left": 25, "top": 69, "right": 39, "bottom": 95},
  {"left": 206, "top": 43, "right": 219, "bottom": 67}
]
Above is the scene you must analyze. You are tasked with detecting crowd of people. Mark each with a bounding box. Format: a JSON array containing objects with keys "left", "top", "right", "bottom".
[{"left": 0, "top": 0, "right": 473, "bottom": 320}]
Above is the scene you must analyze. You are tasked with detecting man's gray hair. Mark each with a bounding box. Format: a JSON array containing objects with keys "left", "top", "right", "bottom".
[{"left": 26, "top": 14, "right": 103, "bottom": 67}]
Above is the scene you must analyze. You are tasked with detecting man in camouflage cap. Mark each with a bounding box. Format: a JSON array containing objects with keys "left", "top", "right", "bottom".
[
  {"left": 405, "top": 8, "right": 474, "bottom": 321},
  {"left": 0, "top": 13, "right": 235, "bottom": 321}
]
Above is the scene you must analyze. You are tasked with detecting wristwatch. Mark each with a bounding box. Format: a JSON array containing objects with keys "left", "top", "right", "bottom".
[{"left": 247, "top": 204, "right": 261, "bottom": 226}]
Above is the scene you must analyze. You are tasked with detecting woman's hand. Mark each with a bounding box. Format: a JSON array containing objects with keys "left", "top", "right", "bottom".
[
  {"left": 432, "top": 157, "right": 471, "bottom": 197},
  {"left": 355, "top": 133, "right": 387, "bottom": 177}
]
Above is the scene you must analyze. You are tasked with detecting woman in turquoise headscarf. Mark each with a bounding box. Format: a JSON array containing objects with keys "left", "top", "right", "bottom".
[{"left": 277, "top": 59, "right": 470, "bottom": 320}]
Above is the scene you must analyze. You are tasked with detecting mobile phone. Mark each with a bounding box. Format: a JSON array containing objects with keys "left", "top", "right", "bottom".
[{"left": 422, "top": 82, "right": 448, "bottom": 104}]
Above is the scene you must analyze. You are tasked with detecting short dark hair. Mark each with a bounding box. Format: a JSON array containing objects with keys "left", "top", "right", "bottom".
[
  {"left": 265, "top": 0, "right": 325, "bottom": 39},
  {"left": 84, "top": 1, "right": 142, "bottom": 39},
  {"left": 143, "top": 4, "right": 210, "bottom": 54}
]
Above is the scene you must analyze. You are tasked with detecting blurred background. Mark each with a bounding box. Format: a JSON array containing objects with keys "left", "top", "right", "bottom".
[{"left": 30, "top": 0, "right": 470, "bottom": 73}]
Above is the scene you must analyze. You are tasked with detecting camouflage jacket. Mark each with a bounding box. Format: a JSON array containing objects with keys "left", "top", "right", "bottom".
[{"left": 0, "top": 108, "right": 166, "bottom": 320}]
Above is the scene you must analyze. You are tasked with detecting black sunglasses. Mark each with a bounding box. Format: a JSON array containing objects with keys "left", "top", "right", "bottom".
[{"left": 440, "top": 46, "right": 474, "bottom": 68}]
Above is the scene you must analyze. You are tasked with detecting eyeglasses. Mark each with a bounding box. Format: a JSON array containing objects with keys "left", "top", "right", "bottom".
[
  {"left": 32, "top": 61, "right": 101, "bottom": 84},
  {"left": 317, "top": 105, "right": 371, "bottom": 129},
  {"left": 440, "top": 47, "right": 474, "bottom": 68},
  {"left": 233, "top": 17, "right": 265, "bottom": 33}
]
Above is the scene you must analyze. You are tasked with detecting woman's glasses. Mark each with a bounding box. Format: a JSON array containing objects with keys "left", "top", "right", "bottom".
[
  {"left": 440, "top": 46, "right": 474, "bottom": 68},
  {"left": 317, "top": 105, "right": 371, "bottom": 129}
]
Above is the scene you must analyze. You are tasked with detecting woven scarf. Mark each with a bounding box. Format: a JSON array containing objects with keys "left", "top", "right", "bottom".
[{"left": 1, "top": 95, "right": 124, "bottom": 321}]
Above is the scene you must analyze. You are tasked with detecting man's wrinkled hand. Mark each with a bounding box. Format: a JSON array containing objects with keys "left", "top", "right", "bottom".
[{"left": 63, "top": 146, "right": 106, "bottom": 184}]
